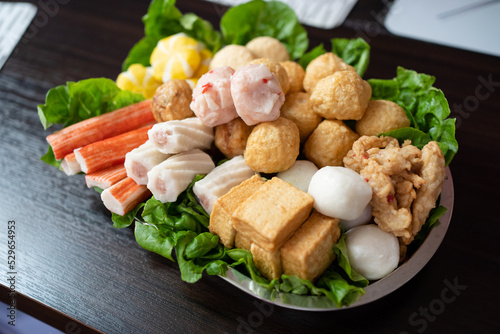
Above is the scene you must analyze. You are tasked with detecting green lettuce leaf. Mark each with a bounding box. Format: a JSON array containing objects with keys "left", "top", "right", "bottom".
[
  {"left": 331, "top": 37, "right": 370, "bottom": 77},
  {"left": 122, "top": 0, "right": 222, "bottom": 71},
  {"left": 297, "top": 44, "right": 326, "bottom": 69},
  {"left": 369, "top": 67, "right": 458, "bottom": 165},
  {"left": 220, "top": 0, "right": 308, "bottom": 59}
]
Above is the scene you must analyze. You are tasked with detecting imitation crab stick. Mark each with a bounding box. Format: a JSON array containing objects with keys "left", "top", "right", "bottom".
[
  {"left": 47, "top": 99, "right": 154, "bottom": 160},
  {"left": 85, "top": 164, "right": 127, "bottom": 189},
  {"left": 74, "top": 125, "right": 152, "bottom": 174},
  {"left": 60, "top": 152, "right": 81, "bottom": 176},
  {"left": 101, "top": 177, "right": 151, "bottom": 216}
]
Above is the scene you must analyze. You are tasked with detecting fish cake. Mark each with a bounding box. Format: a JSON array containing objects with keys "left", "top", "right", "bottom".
[
  {"left": 355, "top": 100, "right": 410, "bottom": 136},
  {"left": 210, "top": 44, "right": 256, "bottom": 70},
  {"left": 214, "top": 118, "right": 253, "bottom": 159},
  {"left": 246, "top": 36, "right": 290, "bottom": 62},
  {"left": 304, "top": 119, "right": 359, "bottom": 168},
  {"left": 303, "top": 52, "right": 356, "bottom": 93},
  {"left": 280, "top": 60, "right": 305, "bottom": 93},
  {"left": 280, "top": 92, "right": 322, "bottom": 142},
  {"left": 151, "top": 80, "right": 194, "bottom": 122}
]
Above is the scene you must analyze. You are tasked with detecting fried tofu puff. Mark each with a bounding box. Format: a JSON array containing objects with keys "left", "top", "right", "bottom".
[
  {"left": 151, "top": 79, "right": 194, "bottom": 122},
  {"left": 244, "top": 117, "right": 300, "bottom": 173},
  {"left": 280, "top": 61, "right": 305, "bottom": 93},
  {"left": 280, "top": 92, "right": 322, "bottom": 142},
  {"left": 310, "top": 70, "right": 372, "bottom": 120},
  {"left": 209, "top": 45, "right": 256, "bottom": 70},
  {"left": 304, "top": 119, "right": 359, "bottom": 168},
  {"left": 355, "top": 100, "right": 410, "bottom": 136},
  {"left": 246, "top": 36, "right": 290, "bottom": 62},
  {"left": 214, "top": 118, "right": 253, "bottom": 159},
  {"left": 248, "top": 58, "right": 290, "bottom": 95},
  {"left": 303, "top": 52, "right": 356, "bottom": 93}
]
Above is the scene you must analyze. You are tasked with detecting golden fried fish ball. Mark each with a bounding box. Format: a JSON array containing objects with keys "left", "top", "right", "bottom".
[
  {"left": 249, "top": 57, "right": 290, "bottom": 95},
  {"left": 209, "top": 45, "right": 256, "bottom": 70},
  {"left": 246, "top": 36, "right": 290, "bottom": 62},
  {"left": 355, "top": 100, "right": 410, "bottom": 136},
  {"left": 214, "top": 118, "right": 253, "bottom": 159},
  {"left": 310, "top": 70, "right": 372, "bottom": 121},
  {"left": 304, "top": 119, "right": 359, "bottom": 168},
  {"left": 280, "top": 92, "right": 322, "bottom": 142},
  {"left": 303, "top": 52, "right": 356, "bottom": 93},
  {"left": 244, "top": 117, "right": 300, "bottom": 173},
  {"left": 280, "top": 60, "right": 305, "bottom": 93},
  {"left": 151, "top": 79, "right": 194, "bottom": 123}
]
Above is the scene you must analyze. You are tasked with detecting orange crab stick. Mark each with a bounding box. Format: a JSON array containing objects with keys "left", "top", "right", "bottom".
[
  {"left": 47, "top": 99, "right": 154, "bottom": 160},
  {"left": 74, "top": 125, "right": 152, "bottom": 174},
  {"left": 85, "top": 164, "right": 127, "bottom": 189},
  {"left": 100, "top": 177, "right": 151, "bottom": 216},
  {"left": 60, "top": 152, "right": 81, "bottom": 176}
]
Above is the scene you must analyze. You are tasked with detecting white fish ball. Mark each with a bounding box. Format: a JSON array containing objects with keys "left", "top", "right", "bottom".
[
  {"left": 339, "top": 205, "right": 373, "bottom": 231},
  {"left": 307, "top": 166, "right": 372, "bottom": 220},
  {"left": 346, "top": 224, "right": 400, "bottom": 280},
  {"left": 277, "top": 160, "right": 318, "bottom": 192}
]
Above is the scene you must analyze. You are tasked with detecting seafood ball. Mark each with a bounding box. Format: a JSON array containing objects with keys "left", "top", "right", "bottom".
[
  {"left": 355, "top": 100, "right": 410, "bottom": 136},
  {"left": 303, "top": 52, "right": 356, "bottom": 93},
  {"left": 151, "top": 79, "right": 194, "bottom": 122},
  {"left": 304, "top": 120, "right": 359, "bottom": 168},
  {"left": 277, "top": 160, "right": 318, "bottom": 192},
  {"left": 339, "top": 205, "right": 373, "bottom": 231},
  {"left": 209, "top": 45, "right": 256, "bottom": 70},
  {"left": 280, "top": 92, "right": 322, "bottom": 142},
  {"left": 246, "top": 36, "right": 290, "bottom": 62},
  {"left": 346, "top": 224, "right": 400, "bottom": 280},
  {"left": 280, "top": 60, "right": 305, "bottom": 93},
  {"left": 249, "top": 58, "right": 290, "bottom": 95},
  {"left": 190, "top": 66, "right": 238, "bottom": 127},
  {"left": 231, "top": 64, "right": 284, "bottom": 126},
  {"left": 308, "top": 166, "right": 372, "bottom": 220},
  {"left": 311, "top": 71, "right": 372, "bottom": 120},
  {"left": 214, "top": 118, "right": 253, "bottom": 159},
  {"left": 244, "top": 117, "right": 300, "bottom": 173}
]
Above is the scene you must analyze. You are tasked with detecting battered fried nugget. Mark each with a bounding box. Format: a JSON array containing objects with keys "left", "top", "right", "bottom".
[
  {"left": 303, "top": 120, "right": 359, "bottom": 168},
  {"left": 280, "top": 60, "right": 305, "bottom": 93},
  {"left": 310, "top": 70, "right": 372, "bottom": 120},
  {"left": 214, "top": 118, "right": 253, "bottom": 159},
  {"left": 280, "top": 92, "right": 322, "bottom": 141},
  {"left": 210, "top": 44, "right": 255, "bottom": 70},
  {"left": 249, "top": 58, "right": 290, "bottom": 95},
  {"left": 246, "top": 36, "right": 290, "bottom": 62},
  {"left": 244, "top": 117, "right": 300, "bottom": 173},
  {"left": 303, "top": 52, "right": 356, "bottom": 93},
  {"left": 355, "top": 100, "right": 410, "bottom": 136},
  {"left": 151, "top": 80, "right": 194, "bottom": 122}
]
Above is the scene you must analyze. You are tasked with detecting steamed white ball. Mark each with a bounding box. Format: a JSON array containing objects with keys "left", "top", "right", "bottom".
[
  {"left": 277, "top": 160, "right": 318, "bottom": 192},
  {"left": 307, "top": 166, "right": 372, "bottom": 220},
  {"left": 346, "top": 224, "right": 399, "bottom": 280},
  {"left": 339, "top": 205, "right": 373, "bottom": 231}
]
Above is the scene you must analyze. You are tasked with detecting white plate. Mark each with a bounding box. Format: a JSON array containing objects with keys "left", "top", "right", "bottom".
[{"left": 220, "top": 167, "right": 454, "bottom": 311}]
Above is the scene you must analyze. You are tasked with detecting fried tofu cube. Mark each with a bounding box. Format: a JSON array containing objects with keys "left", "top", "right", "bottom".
[
  {"left": 232, "top": 177, "right": 314, "bottom": 251},
  {"left": 209, "top": 175, "right": 265, "bottom": 248},
  {"left": 281, "top": 211, "right": 341, "bottom": 281},
  {"left": 251, "top": 243, "right": 282, "bottom": 280},
  {"left": 234, "top": 232, "right": 252, "bottom": 251}
]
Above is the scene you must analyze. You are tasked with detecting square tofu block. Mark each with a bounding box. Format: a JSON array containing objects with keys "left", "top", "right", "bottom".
[
  {"left": 251, "top": 243, "right": 282, "bottom": 280},
  {"left": 232, "top": 177, "right": 314, "bottom": 251},
  {"left": 281, "top": 211, "right": 341, "bottom": 282},
  {"left": 209, "top": 175, "right": 265, "bottom": 248},
  {"left": 234, "top": 232, "right": 252, "bottom": 251}
]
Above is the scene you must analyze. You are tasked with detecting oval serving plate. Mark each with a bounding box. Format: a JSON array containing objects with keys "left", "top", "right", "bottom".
[{"left": 219, "top": 167, "right": 454, "bottom": 311}]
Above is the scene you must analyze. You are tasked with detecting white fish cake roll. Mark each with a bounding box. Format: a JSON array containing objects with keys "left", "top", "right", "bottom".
[
  {"left": 124, "top": 140, "right": 172, "bottom": 185},
  {"left": 190, "top": 66, "right": 239, "bottom": 127},
  {"left": 231, "top": 64, "right": 284, "bottom": 126},
  {"left": 147, "top": 149, "right": 215, "bottom": 203},
  {"left": 193, "top": 155, "right": 255, "bottom": 215},
  {"left": 148, "top": 117, "right": 214, "bottom": 154}
]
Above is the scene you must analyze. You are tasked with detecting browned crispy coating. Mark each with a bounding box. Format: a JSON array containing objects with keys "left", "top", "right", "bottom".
[
  {"left": 303, "top": 52, "right": 356, "bottom": 93},
  {"left": 280, "top": 60, "right": 305, "bottom": 93},
  {"left": 151, "top": 80, "right": 194, "bottom": 122},
  {"left": 280, "top": 92, "right": 322, "bottom": 142},
  {"left": 214, "top": 118, "right": 253, "bottom": 159},
  {"left": 355, "top": 100, "right": 410, "bottom": 136}
]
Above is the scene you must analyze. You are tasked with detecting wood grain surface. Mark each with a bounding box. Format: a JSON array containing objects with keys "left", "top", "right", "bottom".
[{"left": 1, "top": 0, "right": 499, "bottom": 333}]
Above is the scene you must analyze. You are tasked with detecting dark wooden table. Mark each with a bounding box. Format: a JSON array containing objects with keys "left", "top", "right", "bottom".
[{"left": 1, "top": 1, "right": 499, "bottom": 333}]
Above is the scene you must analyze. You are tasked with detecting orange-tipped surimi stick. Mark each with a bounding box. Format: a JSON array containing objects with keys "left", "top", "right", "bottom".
[
  {"left": 101, "top": 177, "right": 151, "bottom": 216},
  {"left": 61, "top": 152, "right": 81, "bottom": 175},
  {"left": 85, "top": 164, "right": 127, "bottom": 189},
  {"left": 74, "top": 125, "right": 152, "bottom": 174},
  {"left": 47, "top": 99, "right": 154, "bottom": 160}
]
